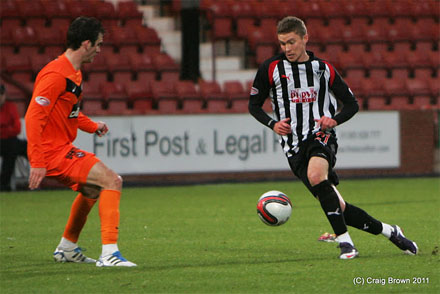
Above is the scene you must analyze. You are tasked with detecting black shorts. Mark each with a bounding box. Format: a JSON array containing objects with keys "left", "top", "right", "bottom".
[{"left": 287, "top": 131, "right": 339, "bottom": 194}]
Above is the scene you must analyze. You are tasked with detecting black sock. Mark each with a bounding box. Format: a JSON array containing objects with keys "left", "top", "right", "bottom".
[
  {"left": 311, "top": 180, "right": 347, "bottom": 236},
  {"left": 343, "top": 202, "right": 383, "bottom": 235}
]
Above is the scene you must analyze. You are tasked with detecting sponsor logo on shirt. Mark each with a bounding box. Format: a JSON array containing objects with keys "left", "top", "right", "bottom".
[
  {"left": 68, "top": 103, "right": 80, "bottom": 118},
  {"left": 281, "top": 74, "right": 291, "bottom": 81},
  {"left": 290, "top": 88, "right": 317, "bottom": 103},
  {"left": 250, "top": 87, "right": 259, "bottom": 95},
  {"left": 35, "top": 96, "right": 50, "bottom": 106}
]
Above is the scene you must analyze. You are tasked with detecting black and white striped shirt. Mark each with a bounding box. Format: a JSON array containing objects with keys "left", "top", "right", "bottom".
[{"left": 249, "top": 51, "right": 359, "bottom": 155}]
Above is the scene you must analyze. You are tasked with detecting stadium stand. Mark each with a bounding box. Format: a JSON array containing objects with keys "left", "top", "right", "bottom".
[{"left": 1, "top": 0, "right": 439, "bottom": 116}]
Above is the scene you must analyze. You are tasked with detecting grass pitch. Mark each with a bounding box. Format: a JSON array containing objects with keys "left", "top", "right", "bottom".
[{"left": 0, "top": 177, "right": 439, "bottom": 293}]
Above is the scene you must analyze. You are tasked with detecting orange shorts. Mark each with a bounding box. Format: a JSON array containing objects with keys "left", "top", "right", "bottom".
[{"left": 45, "top": 145, "right": 100, "bottom": 191}]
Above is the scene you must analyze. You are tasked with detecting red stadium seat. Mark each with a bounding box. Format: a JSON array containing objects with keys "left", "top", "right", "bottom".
[
  {"left": 367, "top": 96, "right": 389, "bottom": 110},
  {"left": 92, "top": 0, "right": 117, "bottom": 20},
  {"left": 175, "top": 80, "right": 203, "bottom": 113},
  {"left": 4, "top": 55, "right": 33, "bottom": 81},
  {"left": 364, "top": 23, "right": 388, "bottom": 46},
  {"left": 41, "top": 0, "right": 70, "bottom": 20},
  {"left": 16, "top": 0, "right": 45, "bottom": 20},
  {"left": 365, "top": 51, "right": 389, "bottom": 78},
  {"left": 384, "top": 77, "right": 407, "bottom": 97},
  {"left": 117, "top": 1, "right": 143, "bottom": 26},
  {"left": 344, "top": 77, "right": 365, "bottom": 99},
  {"left": 429, "top": 78, "right": 440, "bottom": 99},
  {"left": 212, "top": 17, "right": 233, "bottom": 40},
  {"left": 30, "top": 54, "right": 53, "bottom": 77},
  {"left": 129, "top": 53, "right": 156, "bottom": 80},
  {"left": 37, "top": 27, "right": 64, "bottom": 47},
  {"left": 412, "top": 1, "right": 438, "bottom": 19},
  {"left": 412, "top": 96, "right": 433, "bottom": 109},
  {"left": 82, "top": 80, "right": 104, "bottom": 101},
  {"left": 388, "top": 96, "right": 411, "bottom": 110},
  {"left": 337, "top": 51, "right": 366, "bottom": 77},
  {"left": 0, "top": 0, "right": 20, "bottom": 19},
  {"left": 151, "top": 80, "right": 179, "bottom": 113},
  {"left": 101, "top": 81, "right": 127, "bottom": 102},
  {"left": 236, "top": 19, "right": 256, "bottom": 39},
  {"left": 362, "top": 77, "right": 386, "bottom": 98},
  {"left": 105, "top": 52, "right": 133, "bottom": 80},
  {"left": 387, "top": 21, "right": 413, "bottom": 45},
  {"left": 406, "top": 78, "right": 431, "bottom": 98},
  {"left": 342, "top": 0, "right": 369, "bottom": 22},
  {"left": 151, "top": 53, "right": 180, "bottom": 81},
  {"left": 81, "top": 79, "right": 107, "bottom": 115},
  {"left": 225, "top": 81, "right": 249, "bottom": 113},
  {"left": 341, "top": 25, "right": 366, "bottom": 46},
  {"left": 386, "top": 0, "right": 413, "bottom": 19},
  {"left": 200, "top": 81, "right": 228, "bottom": 113},
  {"left": 13, "top": 26, "right": 39, "bottom": 48},
  {"left": 107, "top": 99, "right": 130, "bottom": 115},
  {"left": 247, "top": 26, "right": 277, "bottom": 52},
  {"left": 255, "top": 45, "right": 275, "bottom": 65},
  {"left": 135, "top": 26, "right": 161, "bottom": 54},
  {"left": 319, "top": 1, "right": 347, "bottom": 21},
  {"left": 83, "top": 53, "right": 109, "bottom": 82},
  {"left": 110, "top": 26, "right": 139, "bottom": 51},
  {"left": 67, "top": 0, "right": 94, "bottom": 19},
  {"left": 125, "top": 80, "right": 153, "bottom": 113}
]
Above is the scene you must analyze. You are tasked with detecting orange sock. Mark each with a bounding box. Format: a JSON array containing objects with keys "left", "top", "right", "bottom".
[
  {"left": 99, "top": 190, "right": 121, "bottom": 244},
  {"left": 63, "top": 193, "right": 97, "bottom": 243}
]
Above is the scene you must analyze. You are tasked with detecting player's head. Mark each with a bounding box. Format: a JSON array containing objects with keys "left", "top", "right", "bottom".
[
  {"left": 277, "top": 16, "right": 309, "bottom": 63},
  {"left": 66, "top": 17, "right": 105, "bottom": 63}
]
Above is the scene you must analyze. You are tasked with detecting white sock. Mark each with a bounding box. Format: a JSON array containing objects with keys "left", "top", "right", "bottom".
[
  {"left": 381, "top": 223, "right": 394, "bottom": 238},
  {"left": 335, "top": 232, "right": 354, "bottom": 246},
  {"left": 102, "top": 244, "right": 119, "bottom": 256},
  {"left": 58, "top": 237, "right": 77, "bottom": 250}
]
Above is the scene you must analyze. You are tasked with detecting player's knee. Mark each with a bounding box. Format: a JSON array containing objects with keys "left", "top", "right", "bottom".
[
  {"left": 102, "top": 171, "right": 123, "bottom": 191},
  {"left": 308, "top": 170, "right": 326, "bottom": 187}
]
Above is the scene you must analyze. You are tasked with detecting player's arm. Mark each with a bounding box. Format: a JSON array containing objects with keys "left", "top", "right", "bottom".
[
  {"left": 330, "top": 70, "right": 359, "bottom": 125},
  {"left": 248, "top": 63, "right": 273, "bottom": 126},
  {"left": 249, "top": 61, "right": 292, "bottom": 136},
  {"left": 77, "top": 112, "right": 108, "bottom": 136},
  {"left": 25, "top": 72, "right": 65, "bottom": 189},
  {"left": 316, "top": 65, "right": 359, "bottom": 131}
]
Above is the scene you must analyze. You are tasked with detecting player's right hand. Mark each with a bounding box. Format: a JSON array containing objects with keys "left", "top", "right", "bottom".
[
  {"left": 273, "top": 118, "right": 292, "bottom": 135},
  {"left": 29, "top": 167, "right": 47, "bottom": 190}
]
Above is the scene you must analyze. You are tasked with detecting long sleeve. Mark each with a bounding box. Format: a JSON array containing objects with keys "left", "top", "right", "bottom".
[
  {"left": 78, "top": 112, "right": 98, "bottom": 133},
  {"left": 25, "top": 73, "right": 65, "bottom": 168},
  {"left": 330, "top": 71, "right": 359, "bottom": 125},
  {"left": 248, "top": 58, "right": 277, "bottom": 129}
]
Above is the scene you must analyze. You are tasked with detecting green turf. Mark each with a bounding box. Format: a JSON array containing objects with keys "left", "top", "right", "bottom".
[{"left": 1, "top": 177, "right": 439, "bottom": 293}]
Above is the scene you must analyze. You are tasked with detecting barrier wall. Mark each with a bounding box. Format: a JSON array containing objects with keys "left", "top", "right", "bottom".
[
  {"left": 75, "top": 110, "right": 435, "bottom": 184},
  {"left": 17, "top": 109, "right": 436, "bottom": 187}
]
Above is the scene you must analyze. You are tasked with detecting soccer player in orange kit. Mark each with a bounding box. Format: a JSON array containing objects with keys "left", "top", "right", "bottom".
[{"left": 25, "top": 17, "right": 136, "bottom": 267}]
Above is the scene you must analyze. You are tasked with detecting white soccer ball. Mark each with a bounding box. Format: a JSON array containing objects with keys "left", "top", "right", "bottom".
[{"left": 257, "top": 190, "right": 292, "bottom": 226}]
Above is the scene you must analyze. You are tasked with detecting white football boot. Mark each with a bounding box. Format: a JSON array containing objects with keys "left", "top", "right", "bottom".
[
  {"left": 96, "top": 251, "right": 137, "bottom": 267},
  {"left": 53, "top": 247, "right": 96, "bottom": 263}
]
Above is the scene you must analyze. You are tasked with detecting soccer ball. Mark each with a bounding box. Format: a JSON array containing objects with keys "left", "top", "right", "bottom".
[{"left": 257, "top": 190, "right": 292, "bottom": 226}]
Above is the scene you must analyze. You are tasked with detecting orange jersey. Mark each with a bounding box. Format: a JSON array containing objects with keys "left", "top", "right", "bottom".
[{"left": 25, "top": 54, "right": 98, "bottom": 168}]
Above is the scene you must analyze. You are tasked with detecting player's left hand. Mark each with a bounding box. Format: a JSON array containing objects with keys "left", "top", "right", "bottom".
[
  {"left": 315, "top": 116, "right": 337, "bottom": 131},
  {"left": 95, "top": 121, "right": 109, "bottom": 137}
]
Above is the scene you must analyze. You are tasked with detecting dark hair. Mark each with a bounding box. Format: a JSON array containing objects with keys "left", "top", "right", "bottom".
[
  {"left": 0, "top": 84, "right": 5, "bottom": 95},
  {"left": 66, "top": 16, "right": 105, "bottom": 50},
  {"left": 277, "top": 16, "right": 307, "bottom": 37}
]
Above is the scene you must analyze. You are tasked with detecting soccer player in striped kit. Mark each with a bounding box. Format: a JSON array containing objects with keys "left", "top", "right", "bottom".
[{"left": 249, "top": 16, "right": 418, "bottom": 259}]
